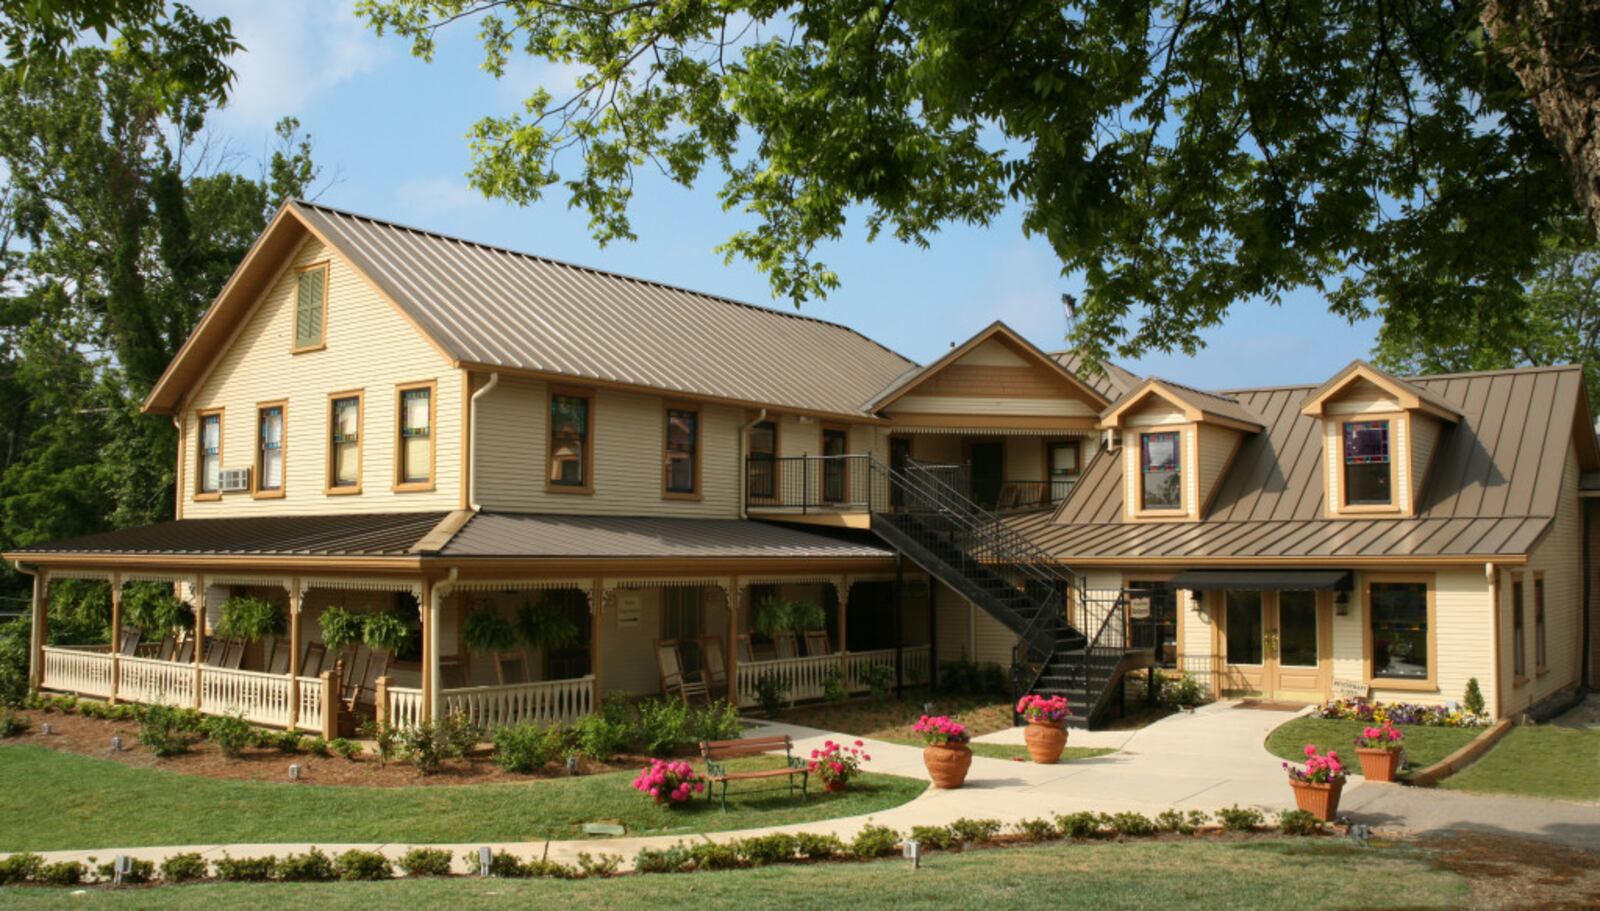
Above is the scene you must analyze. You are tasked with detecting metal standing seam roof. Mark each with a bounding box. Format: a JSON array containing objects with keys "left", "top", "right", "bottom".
[
  {"left": 6, "top": 513, "right": 453, "bottom": 557},
  {"left": 1108, "top": 377, "right": 1266, "bottom": 428},
  {"left": 290, "top": 201, "right": 916, "bottom": 417},
  {"left": 1051, "top": 352, "right": 1142, "bottom": 400},
  {"left": 1020, "top": 364, "right": 1591, "bottom": 560}
]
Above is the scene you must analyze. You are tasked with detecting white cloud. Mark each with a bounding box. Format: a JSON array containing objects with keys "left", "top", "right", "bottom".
[
  {"left": 196, "top": 0, "right": 389, "bottom": 129},
  {"left": 394, "top": 175, "right": 496, "bottom": 216}
]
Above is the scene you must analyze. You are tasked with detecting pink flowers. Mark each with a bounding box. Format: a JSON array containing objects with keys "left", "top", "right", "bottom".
[
  {"left": 632, "top": 758, "right": 706, "bottom": 805},
  {"left": 1284, "top": 745, "right": 1348, "bottom": 784},
  {"left": 1355, "top": 723, "right": 1404, "bottom": 750},
  {"left": 913, "top": 714, "right": 970, "bottom": 746},
  {"left": 809, "top": 739, "right": 870, "bottom": 786},
  {"left": 1016, "top": 693, "right": 1073, "bottom": 724}
]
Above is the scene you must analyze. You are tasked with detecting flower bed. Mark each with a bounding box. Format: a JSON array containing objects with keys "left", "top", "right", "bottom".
[
  {"left": 1315, "top": 699, "right": 1488, "bottom": 728},
  {"left": 631, "top": 758, "right": 705, "bottom": 805},
  {"left": 809, "top": 739, "right": 870, "bottom": 788}
]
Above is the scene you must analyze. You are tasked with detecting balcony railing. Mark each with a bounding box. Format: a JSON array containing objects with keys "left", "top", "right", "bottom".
[{"left": 745, "top": 455, "right": 1072, "bottom": 514}]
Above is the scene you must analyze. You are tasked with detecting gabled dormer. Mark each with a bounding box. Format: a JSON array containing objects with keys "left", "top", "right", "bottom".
[
  {"left": 1099, "top": 379, "right": 1263, "bottom": 521},
  {"left": 1299, "top": 361, "right": 1461, "bottom": 518}
]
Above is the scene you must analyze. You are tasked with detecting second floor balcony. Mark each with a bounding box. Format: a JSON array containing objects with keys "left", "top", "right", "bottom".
[{"left": 745, "top": 454, "right": 1074, "bottom": 519}]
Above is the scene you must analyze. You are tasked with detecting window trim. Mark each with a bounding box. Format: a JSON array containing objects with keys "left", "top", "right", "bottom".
[
  {"left": 1510, "top": 572, "right": 1527, "bottom": 685},
  {"left": 1327, "top": 412, "right": 1406, "bottom": 517},
  {"left": 1043, "top": 438, "right": 1082, "bottom": 503},
  {"left": 545, "top": 385, "right": 595, "bottom": 495},
  {"left": 193, "top": 408, "right": 224, "bottom": 502},
  {"left": 252, "top": 400, "right": 287, "bottom": 500},
  {"left": 290, "top": 261, "right": 330, "bottom": 355},
  {"left": 746, "top": 416, "right": 781, "bottom": 504},
  {"left": 1340, "top": 417, "right": 1397, "bottom": 509},
  {"left": 820, "top": 423, "right": 851, "bottom": 505},
  {"left": 1134, "top": 428, "right": 1187, "bottom": 516},
  {"left": 661, "top": 401, "right": 702, "bottom": 501},
  {"left": 393, "top": 380, "right": 438, "bottom": 493},
  {"left": 1533, "top": 572, "right": 1548, "bottom": 676},
  {"left": 325, "top": 389, "right": 365, "bottom": 496},
  {"left": 1361, "top": 572, "right": 1438, "bottom": 692}
]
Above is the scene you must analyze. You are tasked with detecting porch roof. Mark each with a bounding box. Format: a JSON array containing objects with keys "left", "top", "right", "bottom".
[
  {"left": 6, "top": 512, "right": 451, "bottom": 558},
  {"left": 441, "top": 513, "right": 894, "bottom": 559}
]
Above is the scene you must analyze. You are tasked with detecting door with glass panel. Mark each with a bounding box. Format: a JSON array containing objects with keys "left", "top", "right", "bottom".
[
  {"left": 1221, "top": 590, "right": 1269, "bottom": 693},
  {"left": 1220, "top": 590, "right": 1330, "bottom": 699}
]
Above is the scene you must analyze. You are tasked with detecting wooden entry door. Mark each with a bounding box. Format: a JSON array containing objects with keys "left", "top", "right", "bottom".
[
  {"left": 968, "top": 441, "right": 1004, "bottom": 509},
  {"left": 1220, "top": 590, "right": 1331, "bottom": 699}
]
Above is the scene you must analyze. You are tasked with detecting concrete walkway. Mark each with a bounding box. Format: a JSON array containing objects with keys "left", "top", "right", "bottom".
[{"left": 8, "top": 700, "right": 1596, "bottom": 871}]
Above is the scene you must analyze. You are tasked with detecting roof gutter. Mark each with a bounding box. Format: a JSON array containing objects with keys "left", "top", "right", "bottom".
[
  {"left": 468, "top": 372, "right": 500, "bottom": 512},
  {"left": 738, "top": 408, "right": 767, "bottom": 520}
]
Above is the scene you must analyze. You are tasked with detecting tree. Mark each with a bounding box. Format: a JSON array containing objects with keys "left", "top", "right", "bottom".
[
  {"left": 1373, "top": 224, "right": 1600, "bottom": 405},
  {"left": 358, "top": 0, "right": 1589, "bottom": 365}
]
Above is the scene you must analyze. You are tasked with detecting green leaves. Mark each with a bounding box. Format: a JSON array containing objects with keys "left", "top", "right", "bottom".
[{"left": 215, "top": 596, "right": 285, "bottom": 643}]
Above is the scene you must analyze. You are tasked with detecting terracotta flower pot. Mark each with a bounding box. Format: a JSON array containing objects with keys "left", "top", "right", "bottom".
[
  {"left": 1023, "top": 720, "right": 1068, "bottom": 764},
  {"left": 923, "top": 743, "right": 973, "bottom": 788},
  {"left": 1356, "top": 747, "right": 1401, "bottom": 783},
  {"left": 825, "top": 778, "right": 848, "bottom": 793},
  {"left": 1289, "top": 778, "right": 1344, "bottom": 821}
]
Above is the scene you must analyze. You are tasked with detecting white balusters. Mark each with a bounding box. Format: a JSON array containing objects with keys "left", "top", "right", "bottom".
[
  {"left": 198, "top": 666, "right": 293, "bottom": 728},
  {"left": 439, "top": 676, "right": 595, "bottom": 730},
  {"left": 40, "top": 646, "right": 113, "bottom": 698}
]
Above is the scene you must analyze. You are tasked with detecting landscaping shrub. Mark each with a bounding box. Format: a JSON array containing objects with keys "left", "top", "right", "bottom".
[
  {"left": 632, "top": 844, "right": 692, "bottom": 874},
  {"left": 274, "top": 730, "right": 304, "bottom": 753},
  {"left": 636, "top": 697, "right": 690, "bottom": 756},
  {"left": 399, "top": 720, "right": 464, "bottom": 774},
  {"left": 37, "top": 861, "right": 84, "bottom": 886},
  {"left": 305, "top": 736, "right": 330, "bottom": 757},
  {"left": 573, "top": 710, "right": 632, "bottom": 760},
  {"left": 399, "top": 847, "right": 453, "bottom": 877},
  {"left": 1156, "top": 809, "right": 1210, "bottom": 834},
  {"left": 909, "top": 824, "right": 955, "bottom": 850},
  {"left": 1108, "top": 812, "right": 1157, "bottom": 837},
  {"left": 794, "top": 832, "right": 844, "bottom": 860},
  {"left": 1463, "top": 677, "right": 1487, "bottom": 717},
  {"left": 136, "top": 704, "right": 198, "bottom": 757},
  {"left": 438, "top": 713, "right": 482, "bottom": 756},
  {"left": 688, "top": 840, "right": 744, "bottom": 871},
  {"left": 524, "top": 859, "right": 578, "bottom": 879},
  {"left": 336, "top": 849, "right": 393, "bottom": 881},
  {"left": 575, "top": 852, "right": 621, "bottom": 878},
  {"left": 948, "top": 817, "right": 1003, "bottom": 845},
  {"left": 493, "top": 721, "right": 568, "bottom": 773},
  {"left": 1217, "top": 805, "right": 1265, "bottom": 832},
  {"left": 465, "top": 850, "right": 527, "bottom": 878},
  {"left": 274, "top": 848, "right": 337, "bottom": 882},
  {"left": 1278, "top": 810, "right": 1325, "bottom": 836},
  {"left": 0, "top": 852, "right": 42, "bottom": 885},
  {"left": 862, "top": 662, "right": 894, "bottom": 702},
  {"left": 1013, "top": 817, "right": 1057, "bottom": 842},
  {"left": 753, "top": 673, "right": 788, "bottom": 717},
  {"left": 1055, "top": 811, "right": 1106, "bottom": 839},
  {"left": 1159, "top": 671, "right": 1207, "bottom": 709},
  {"left": 737, "top": 834, "right": 798, "bottom": 866},
  {"left": 0, "top": 618, "right": 30, "bottom": 708},
  {"left": 849, "top": 824, "right": 901, "bottom": 858},
  {"left": 158, "top": 853, "right": 207, "bottom": 883},
  {"left": 203, "top": 712, "right": 255, "bottom": 758},
  {"left": 213, "top": 855, "right": 275, "bottom": 882},
  {"left": 329, "top": 737, "right": 361, "bottom": 760},
  {"left": 249, "top": 727, "right": 277, "bottom": 749},
  {"left": 358, "top": 721, "right": 400, "bottom": 764},
  {"left": 822, "top": 668, "right": 847, "bottom": 702},
  {"left": 688, "top": 699, "right": 742, "bottom": 743},
  {"left": 0, "top": 707, "right": 29, "bottom": 738},
  {"left": 937, "top": 657, "right": 1008, "bottom": 697},
  {"left": 95, "top": 858, "right": 154, "bottom": 884}
]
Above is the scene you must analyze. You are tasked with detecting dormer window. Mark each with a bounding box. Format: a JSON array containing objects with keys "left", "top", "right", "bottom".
[
  {"left": 1342, "top": 420, "right": 1391, "bottom": 506},
  {"left": 1140, "top": 431, "right": 1182, "bottom": 510}
]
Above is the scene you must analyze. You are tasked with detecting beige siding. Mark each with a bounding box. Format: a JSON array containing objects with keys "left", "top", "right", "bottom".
[
  {"left": 1195, "top": 424, "right": 1241, "bottom": 513},
  {"left": 972, "top": 609, "right": 1013, "bottom": 667},
  {"left": 1590, "top": 501, "right": 1600, "bottom": 689},
  {"left": 933, "top": 579, "right": 972, "bottom": 664},
  {"left": 1409, "top": 414, "right": 1441, "bottom": 503},
  {"left": 1324, "top": 378, "right": 1402, "bottom": 415},
  {"left": 599, "top": 587, "right": 662, "bottom": 695},
  {"left": 183, "top": 237, "right": 461, "bottom": 515},
  {"left": 1504, "top": 444, "right": 1586, "bottom": 713}
]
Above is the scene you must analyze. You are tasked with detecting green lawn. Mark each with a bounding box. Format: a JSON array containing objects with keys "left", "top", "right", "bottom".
[
  {"left": 1442, "top": 726, "right": 1600, "bottom": 801},
  {"left": 965, "top": 742, "right": 1116, "bottom": 764},
  {"left": 0, "top": 745, "right": 924, "bottom": 852},
  {"left": 1265, "top": 717, "right": 1480, "bottom": 777},
  {"left": 0, "top": 840, "right": 1468, "bottom": 910}
]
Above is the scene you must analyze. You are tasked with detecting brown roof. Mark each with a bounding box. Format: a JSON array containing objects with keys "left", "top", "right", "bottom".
[
  {"left": 1023, "top": 364, "right": 1593, "bottom": 561},
  {"left": 864, "top": 322, "right": 1112, "bottom": 412},
  {"left": 1300, "top": 360, "right": 1462, "bottom": 421},
  {"left": 441, "top": 513, "right": 893, "bottom": 559},
  {"left": 1052, "top": 352, "right": 1141, "bottom": 400},
  {"left": 1102, "top": 378, "right": 1265, "bottom": 430},
  {"left": 148, "top": 201, "right": 915, "bottom": 418},
  {"left": 7, "top": 513, "right": 452, "bottom": 557}
]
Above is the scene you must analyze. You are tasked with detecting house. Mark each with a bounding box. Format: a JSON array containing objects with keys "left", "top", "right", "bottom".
[{"left": 5, "top": 201, "right": 1595, "bottom": 735}]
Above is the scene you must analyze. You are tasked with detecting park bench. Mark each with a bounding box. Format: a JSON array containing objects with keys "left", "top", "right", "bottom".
[{"left": 699, "top": 734, "right": 809, "bottom": 811}]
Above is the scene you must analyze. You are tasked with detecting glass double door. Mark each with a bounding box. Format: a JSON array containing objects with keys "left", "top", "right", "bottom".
[{"left": 1221, "top": 590, "right": 1330, "bottom": 699}]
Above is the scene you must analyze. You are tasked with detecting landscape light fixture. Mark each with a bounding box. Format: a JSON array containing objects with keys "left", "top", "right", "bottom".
[
  {"left": 566, "top": 756, "right": 578, "bottom": 776},
  {"left": 1335, "top": 588, "right": 1351, "bottom": 616},
  {"left": 112, "top": 856, "right": 132, "bottom": 886},
  {"left": 288, "top": 763, "right": 301, "bottom": 781},
  {"left": 478, "top": 847, "right": 494, "bottom": 877},
  {"left": 110, "top": 735, "right": 122, "bottom": 752},
  {"left": 41, "top": 722, "right": 52, "bottom": 736},
  {"left": 902, "top": 838, "right": 920, "bottom": 870}
]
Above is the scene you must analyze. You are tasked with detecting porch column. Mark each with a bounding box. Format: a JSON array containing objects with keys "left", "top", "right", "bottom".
[
  {"left": 193, "top": 576, "right": 206, "bottom": 710},
  {"left": 893, "top": 554, "right": 905, "bottom": 697},
  {"left": 836, "top": 577, "right": 849, "bottom": 681},
  {"left": 108, "top": 573, "right": 123, "bottom": 704},
  {"left": 590, "top": 578, "right": 603, "bottom": 710},
  {"left": 422, "top": 577, "right": 437, "bottom": 722},
  {"left": 287, "top": 579, "right": 302, "bottom": 728},
  {"left": 28, "top": 570, "right": 46, "bottom": 691},
  {"left": 727, "top": 579, "right": 740, "bottom": 703}
]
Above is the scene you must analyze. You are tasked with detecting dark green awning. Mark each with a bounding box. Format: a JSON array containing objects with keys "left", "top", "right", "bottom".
[{"left": 1167, "top": 570, "right": 1352, "bottom": 592}]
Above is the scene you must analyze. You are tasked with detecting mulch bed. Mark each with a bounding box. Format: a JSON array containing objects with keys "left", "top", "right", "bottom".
[
  {"left": 7, "top": 711, "right": 636, "bottom": 788},
  {"left": 1417, "top": 830, "right": 1600, "bottom": 910}
]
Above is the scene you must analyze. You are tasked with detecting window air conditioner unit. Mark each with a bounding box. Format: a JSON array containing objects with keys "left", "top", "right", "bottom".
[{"left": 219, "top": 468, "right": 251, "bottom": 492}]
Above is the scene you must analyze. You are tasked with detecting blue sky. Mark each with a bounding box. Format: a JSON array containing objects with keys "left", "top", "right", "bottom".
[{"left": 194, "top": 1, "right": 1380, "bottom": 391}]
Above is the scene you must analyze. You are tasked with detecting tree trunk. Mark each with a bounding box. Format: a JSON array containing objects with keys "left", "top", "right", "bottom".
[{"left": 1482, "top": 1, "right": 1600, "bottom": 234}]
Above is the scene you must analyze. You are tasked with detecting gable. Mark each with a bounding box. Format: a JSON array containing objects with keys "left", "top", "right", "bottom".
[{"left": 876, "top": 324, "right": 1107, "bottom": 422}]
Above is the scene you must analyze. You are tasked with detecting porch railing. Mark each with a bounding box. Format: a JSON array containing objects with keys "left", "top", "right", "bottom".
[
  {"left": 440, "top": 676, "right": 595, "bottom": 730},
  {"left": 199, "top": 665, "right": 294, "bottom": 728},
  {"left": 41, "top": 645, "right": 113, "bottom": 699},
  {"left": 295, "top": 676, "right": 325, "bottom": 733},
  {"left": 745, "top": 455, "right": 1069, "bottom": 513},
  {"left": 117, "top": 654, "right": 195, "bottom": 707},
  {"left": 737, "top": 645, "right": 932, "bottom": 707},
  {"left": 386, "top": 685, "right": 425, "bottom": 730}
]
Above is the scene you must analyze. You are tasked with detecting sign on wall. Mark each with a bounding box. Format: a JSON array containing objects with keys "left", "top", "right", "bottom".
[
  {"left": 1331, "top": 678, "right": 1370, "bottom": 701},
  {"left": 615, "top": 591, "right": 643, "bottom": 628}
]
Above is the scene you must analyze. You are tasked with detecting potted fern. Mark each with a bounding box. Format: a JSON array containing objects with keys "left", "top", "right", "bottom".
[
  {"left": 462, "top": 607, "right": 519, "bottom": 654},
  {"left": 361, "top": 610, "right": 413, "bottom": 655},
  {"left": 516, "top": 599, "right": 580, "bottom": 650},
  {"left": 318, "top": 605, "right": 366, "bottom": 652},
  {"left": 121, "top": 584, "right": 194, "bottom": 638},
  {"left": 215, "top": 595, "right": 285, "bottom": 642}
]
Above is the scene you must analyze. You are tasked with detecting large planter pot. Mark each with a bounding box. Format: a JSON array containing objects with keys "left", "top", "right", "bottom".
[
  {"left": 1023, "top": 720, "right": 1068, "bottom": 764},
  {"left": 1356, "top": 747, "right": 1401, "bottom": 783},
  {"left": 825, "top": 778, "right": 848, "bottom": 793},
  {"left": 1289, "top": 778, "right": 1344, "bottom": 821},
  {"left": 923, "top": 743, "right": 973, "bottom": 789}
]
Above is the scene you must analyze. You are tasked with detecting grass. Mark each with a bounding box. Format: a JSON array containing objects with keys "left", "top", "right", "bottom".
[
  {"left": 0, "top": 745, "right": 924, "bottom": 852},
  {"left": 0, "top": 840, "right": 1469, "bottom": 910},
  {"left": 1264, "top": 717, "right": 1479, "bottom": 777},
  {"left": 1442, "top": 726, "right": 1600, "bottom": 801},
  {"left": 777, "top": 693, "right": 1016, "bottom": 745},
  {"left": 966, "top": 743, "right": 1116, "bottom": 764}
]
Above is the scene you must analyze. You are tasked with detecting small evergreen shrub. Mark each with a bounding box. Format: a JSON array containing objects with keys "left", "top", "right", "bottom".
[
  {"left": 632, "top": 844, "right": 692, "bottom": 874},
  {"left": 575, "top": 852, "right": 621, "bottom": 878},
  {"left": 863, "top": 663, "right": 894, "bottom": 702},
  {"left": 438, "top": 713, "right": 481, "bottom": 757},
  {"left": 274, "top": 730, "right": 304, "bottom": 753},
  {"left": 1278, "top": 809, "right": 1325, "bottom": 836},
  {"left": 137, "top": 704, "right": 198, "bottom": 757},
  {"left": 1013, "top": 817, "right": 1058, "bottom": 842},
  {"left": 358, "top": 721, "right": 400, "bottom": 764},
  {"left": 738, "top": 834, "right": 798, "bottom": 866},
  {"left": 909, "top": 824, "right": 955, "bottom": 850},
  {"left": 493, "top": 721, "right": 567, "bottom": 773},
  {"left": 948, "top": 817, "right": 1003, "bottom": 845},
  {"left": 37, "top": 861, "right": 84, "bottom": 886},
  {"left": 0, "top": 852, "right": 42, "bottom": 885},
  {"left": 794, "top": 832, "right": 844, "bottom": 860},
  {"left": 636, "top": 698, "right": 690, "bottom": 756},
  {"left": 753, "top": 673, "right": 788, "bottom": 717},
  {"left": 274, "top": 848, "right": 337, "bottom": 882},
  {"left": 1155, "top": 808, "right": 1210, "bottom": 834},
  {"left": 1159, "top": 672, "right": 1208, "bottom": 709},
  {"left": 399, "top": 848, "right": 453, "bottom": 877},
  {"left": 398, "top": 721, "right": 454, "bottom": 774},
  {"left": 336, "top": 849, "right": 393, "bottom": 881},
  {"left": 573, "top": 711, "right": 633, "bottom": 760},
  {"left": 0, "top": 707, "right": 29, "bottom": 738},
  {"left": 849, "top": 824, "right": 901, "bottom": 858},
  {"left": 305, "top": 736, "right": 330, "bottom": 757},
  {"left": 1217, "top": 805, "right": 1265, "bottom": 832},
  {"left": 329, "top": 737, "right": 361, "bottom": 760},
  {"left": 158, "top": 853, "right": 207, "bottom": 883},
  {"left": 213, "top": 854, "right": 275, "bottom": 882},
  {"left": 203, "top": 713, "right": 255, "bottom": 758},
  {"left": 1463, "top": 677, "right": 1487, "bottom": 716},
  {"left": 1108, "top": 812, "right": 1156, "bottom": 837},
  {"left": 1055, "top": 811, "right": 1105, "bottom": 839},
  {"left": 688, "top": 840, "right": 743, "bottom": 871},
  {"left": 822, "top": 669, "right": 847, "bottom": 703},
  {"left": 689, "top": 699, "right": 742, "bottom": 743},
  {"left": 96, "top": 858, "right": 154, "bottom": 884}
]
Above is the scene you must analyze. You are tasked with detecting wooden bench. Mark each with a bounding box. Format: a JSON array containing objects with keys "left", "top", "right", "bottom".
[{"left": 699, "top": 734, "right": 809, "bottom": 811}]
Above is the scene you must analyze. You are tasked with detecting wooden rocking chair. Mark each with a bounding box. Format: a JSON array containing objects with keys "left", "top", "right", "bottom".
[
  {"left": 299, "top": 641, "right": 328, "bottom": 678},
  {"left": 772, "top": 631, "right": 800, "bottom": 659},
  {"left": 117, "top": 629, "right": 142, "bottom": 656},
  {"left": 655, "top": 639, "right": 709, "bottom": 704},
  {"left": 803, "top": 630, "right": 832, "bottom": 658},
  {"left": 698, "top": 634, "right": 728, "bottom": 694},
  {"left": 736, "top": 634, "right": 755, "bottom": 664}
]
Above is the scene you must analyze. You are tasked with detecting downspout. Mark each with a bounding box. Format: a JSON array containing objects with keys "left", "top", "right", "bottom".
[
  {"left": 429, "top": 567, "right": 459, "bottom": 721},
  {"left": 738, "top": 408, "right": 768, "bottom": 520},
  {"left": 468, "top": 373, "right": 500, "bottom": 512},
  {"left": 172, "top": 415, "right": 183, "bottom": 519}
]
